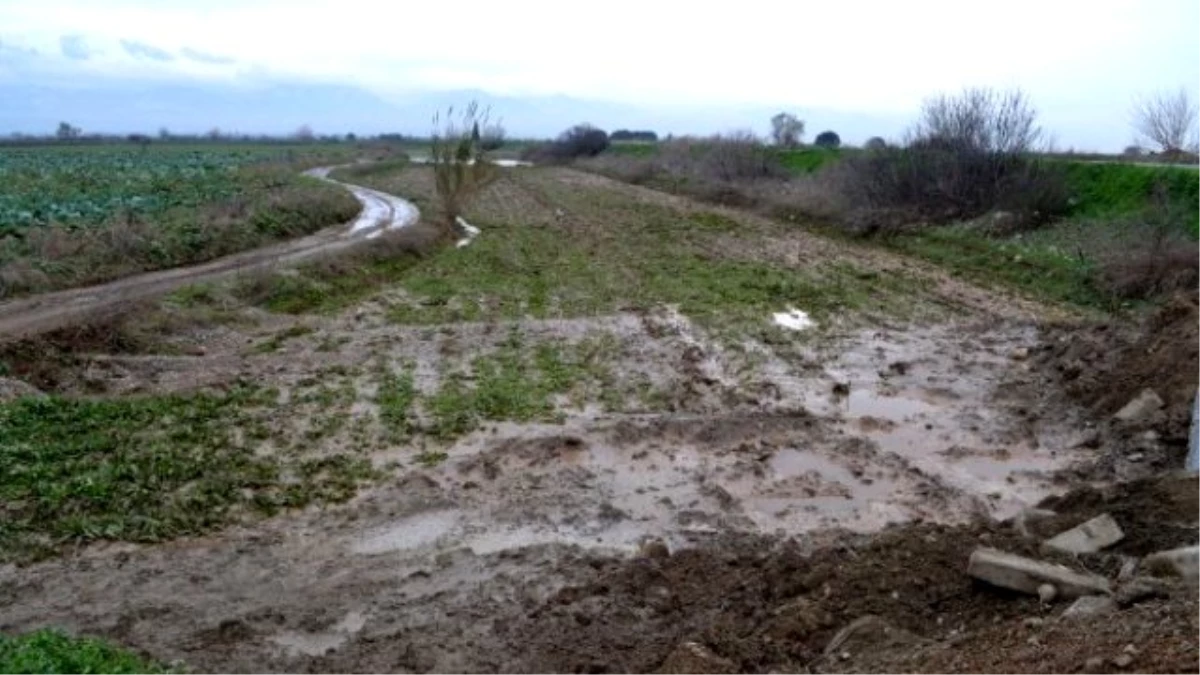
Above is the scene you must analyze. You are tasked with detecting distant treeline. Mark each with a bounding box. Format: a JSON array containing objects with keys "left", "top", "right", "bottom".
[{"left": 609, "top": 129, "right": 658, "bottom": 142}]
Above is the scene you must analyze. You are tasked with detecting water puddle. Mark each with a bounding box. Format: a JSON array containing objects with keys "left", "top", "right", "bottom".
[
  {"left": 352, "top": 510, "right": 460, "bottom": 555},
  {"left": 268, "top": 610, "right": 368, "bottom": 658},
  {"left": 843, "top": 389, "right": 938, "bottom": 420}
]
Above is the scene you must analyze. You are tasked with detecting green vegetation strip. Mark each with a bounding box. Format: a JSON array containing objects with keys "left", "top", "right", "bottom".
[
  {"left": 0, "top": 629, "right": 168, "bottom": 674},
  {"left": 0, "top": 385, "right": 375, "bottom": 563}
]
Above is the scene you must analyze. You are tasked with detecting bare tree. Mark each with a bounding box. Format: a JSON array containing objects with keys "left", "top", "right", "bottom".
[
  {"left": 206, "top": 127, "right": 222, "bottom": 141},
  {"left": 910, "top": 87, "right": 1042, "bottom": 154},
  {"left": 1132, "top": 89, "right": 1198, "bottom": 156},
  {"left": 429, "top": 101, "right": 501, "bottom": 239},
  {"left": 294, "top": 124, "right": 315, "bottom": 141},
  {"left": 770, "top": 113, "right": 804, "bottom": 148}
]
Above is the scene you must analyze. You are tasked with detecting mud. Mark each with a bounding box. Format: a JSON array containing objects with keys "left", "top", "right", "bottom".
[
  {"left": 0, "top": 307, "right": 1128, "bottom": 673},
  {"left": 1, "top": 167, "right": 1196, "bottom": 673}
]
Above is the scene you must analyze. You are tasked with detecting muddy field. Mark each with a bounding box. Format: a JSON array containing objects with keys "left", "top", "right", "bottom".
[{"left": 0, "top": 166, "right": 1196, "bottom": 673}]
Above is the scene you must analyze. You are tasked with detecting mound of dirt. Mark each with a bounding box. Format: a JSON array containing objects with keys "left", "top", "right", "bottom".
[
  {"left": 1036, "top": 292, "right": 1198, "bottom": 444},
  {"left": 499, "top": 474, "right": 1197, "bottom": 674}
]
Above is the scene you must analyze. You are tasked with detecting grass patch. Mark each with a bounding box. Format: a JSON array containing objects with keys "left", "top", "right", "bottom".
[
  {"left": 376, "top": 365, "right": 417, "bottom": 439},
  {"left": 883, "top": 225, "right": 1110, "bottom": 310},
  {"left": 0, "top": 629, "right": 169, "bottom": 674},
  {"left": 425, "top": 329, "right": 586, "bottom": 439},
  {"left": 0, "top": 385, "right": 376, "bottom": 563},
  {"left": 376, "top": 177, "right": 924, "bottom": 330},
  {"left": 1062, "top": 162, "right": 1199, "bottom": 234},
  {"left": 773, "top": 147, "right": 842, "bottom": 175}
]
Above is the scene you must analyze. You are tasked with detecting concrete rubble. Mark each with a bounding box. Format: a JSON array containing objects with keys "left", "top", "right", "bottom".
[
  {"left": 1141, "top": 545, "right": 1199, "bottom": 585},
  {"left": 968, "top": 548, "right": 1111, "bottom": 599},
  {"left": 1042, "top": 513, "right": 1125, "bottom": 555},
  {"left": 1061, "top": 595, "right": 1117, "bottom": 620},
  {"left": 1113, "top": 388, "right": 1164, "bottom": 424}
]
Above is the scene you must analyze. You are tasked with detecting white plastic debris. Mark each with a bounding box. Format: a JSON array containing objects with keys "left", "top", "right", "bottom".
[
  {"left": 455, "top": 216, "right": 481, "bottom": 248},
  {"left": 772, "top": 308, "right": 815, "bottom": 331}
]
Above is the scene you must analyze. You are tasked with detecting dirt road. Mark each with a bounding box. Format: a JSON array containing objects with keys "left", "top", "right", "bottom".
[{"left": 0, "top": 168, "right": 419, "bottom": 341}]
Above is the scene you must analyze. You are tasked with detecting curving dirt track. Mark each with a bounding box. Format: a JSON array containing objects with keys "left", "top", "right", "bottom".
[{"left": 0, "top": 168, "right": 419, "bottom": 342}]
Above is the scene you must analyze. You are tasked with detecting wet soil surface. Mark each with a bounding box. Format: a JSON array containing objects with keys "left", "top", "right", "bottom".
[
  {"left": 1, "top": 169, "right": 1196, "bottom": 673},
  {"left": 4, "top": 307, "right": 1176, "bottom": 673}
]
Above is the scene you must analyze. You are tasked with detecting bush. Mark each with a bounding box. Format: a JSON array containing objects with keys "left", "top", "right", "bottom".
[
  {"left": 832, "top": 87, "right": 1068, "bottom": 234},
  {"left": 814, "top": 131, "right": 841, "bottom": 149},
  {"left": 524, "top": 125, "right": 610, "bottom": 162},
  {"left": 834, "top": 144, "right": 1069, "bottom": 232},
  {"left": 700, "top": 131, "right": 785, "bottom": 182},
  {"left": 1096, "top": 192, "right": 1200, "bottom": 300}
]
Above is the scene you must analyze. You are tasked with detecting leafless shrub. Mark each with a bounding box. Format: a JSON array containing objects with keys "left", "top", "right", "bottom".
[
  {"left": 429, "top": 101, "right": 500, "bottom": 239},
  {"left": 1096, "top": 190, "right": 1200, "bottom": 300},
  {"left": 833, "top": 87, "right": 1068, "bottom": 234},
  {"left": 701, "top": 131, "right": 785, "bottom": 182},
  {"left": 739, "top": 172, "right": 850, "bottom": 224},
  {"left": 911, "top": 87, "right": 1042, "bottom": 154},
  {"left": 1132, "top": 89, "right": 1198, "bottom": 156}
]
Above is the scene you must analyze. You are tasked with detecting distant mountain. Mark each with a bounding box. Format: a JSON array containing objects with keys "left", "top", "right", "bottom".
[
  {"left": 0, "top": 75, "right": 907, "bottom": 143},
  {"left": 0, "top": 80, "right": 409, "bottom": 137}
]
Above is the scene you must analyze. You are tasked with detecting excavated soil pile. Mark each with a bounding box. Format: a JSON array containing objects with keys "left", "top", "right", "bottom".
[
  {"left": 1036, "top": 291, "right": 1199, "bottom": 444},
  {"left": 498, "top": 474, "right": 1198, "bottom": 674}
]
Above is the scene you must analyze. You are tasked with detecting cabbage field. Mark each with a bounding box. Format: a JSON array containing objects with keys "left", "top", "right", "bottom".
[
  {"left": 0, "top": 144, "right": 350, "bottom": 236},
  {"left": 0, "top": 143, "right": 364, "bottom": 297}
]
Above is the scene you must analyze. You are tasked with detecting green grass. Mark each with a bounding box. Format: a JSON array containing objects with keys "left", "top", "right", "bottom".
[
  {"left": 0, "top": 629, "right": 169, "bottom": 674},
  {"left": 1061, "top": 162, "right": 1199, "bottom": 235},
  {"left": 0, "top": 385, "right": 376, "bottom": 562},
  {"left": 883, "top": 226, "right": 1110, "bottom": 310},
  {"left": 376, "top": 365, "right": 417, "bottom": 439},
  {"left": 772, "top": 147, "right": 842, "bottom": 174},
  {"left": 425, "top": 329, "right": 587, "bottom": 439}
]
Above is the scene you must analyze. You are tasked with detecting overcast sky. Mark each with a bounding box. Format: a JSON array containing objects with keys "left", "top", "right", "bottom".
[{"left": 2, "top": 0, "right": 1198, "bottom": 148}]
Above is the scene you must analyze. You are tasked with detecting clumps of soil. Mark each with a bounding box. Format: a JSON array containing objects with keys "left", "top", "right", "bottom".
[
  {"left": 502, "top": 523, "right": 1039, "bottom": 673},
  {"left": 501, "top": 475, "right": 1197, "bottom": 674},
  {"left": 1037, "top": 291, "right": 1198, "bottom": 442},
  {"left": 0, "top": 304, "right": 163, "bottom": 393}
]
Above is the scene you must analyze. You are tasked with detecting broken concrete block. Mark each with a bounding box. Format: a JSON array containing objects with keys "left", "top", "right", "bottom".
[
  {"left": 1062, "top": 595, "right": 1117, "bottom": 620},
  {"left": 657, "top": 642, "right": 735, "bottom": 674},
  {"left": 1142, "top": 546, "right": 1199, "bottom": 585},
  {"left": 1114, "top": 389, "right": 1164, "bottom": 424},
  {"left": 1042, "top": 513, "right": 1125, "bottom": 555},
  {"left": 1115, "top": 575, "right": 1177, "bottom": 607},
  {"left": 968, "top": 548, "right": 1111, "bottom": 598}
]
